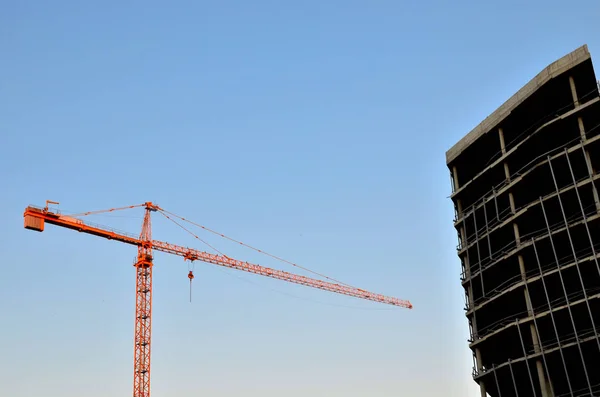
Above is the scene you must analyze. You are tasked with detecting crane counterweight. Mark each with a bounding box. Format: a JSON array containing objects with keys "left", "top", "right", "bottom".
[{"left": 24, "top": 214, "right": 44, "bottom": 231}]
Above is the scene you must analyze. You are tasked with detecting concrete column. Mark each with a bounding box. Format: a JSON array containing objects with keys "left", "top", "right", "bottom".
[
  {"left": 452, "top": 164, "right": 463, "bottom": 217},
  {"left": 475, "top": 347, "right": 483, "bottom": 370},
  {"left": 578, "top": 117, "right": 586, "bottom": 141},
  {"left": 513, "top": 223, "right": 521, "bottom": 246},
  {"left": 546, "top": 377, "right": 555, "bottom": 397},
  {"left": 469, "top": 289, "right": 477, "bottom": 333},
  {"left": 452, "top": 165, "right": 460, "bottom": 191},
  {"left": 499, "top": 127, "right": 507, "bottom": 154},
  {"left": 518, "top": 254, "right": 527, "bottom": 279},
  {"left": 569, "top": 76, "right": 580, "bottom": 108},
  {"left": 499, "top": 128, "right": 512, "bottom": 181},
  {"left": 475, "top": 348, "right": 487, "bottom": 397},
  {"left": 467, "top": 285, "right": 475, "bottom": 309},
  {"left": 509, "top": 192, "right": 516, "bottom": 213},
  {"left": 536, "top": 361, "right": 550, "bottom": 397},
  {"left": 533, "top": 331, "right": 550, "bottom": 397},
  {"left": 465, "top": 254, "right": 472, "bottom": 279},
  {"left": 585, "top": 149, "right": 596, "bottom": 175},
  {"left": 591, "top": 178, "right": 600, "bottom": 214},
  {"left": 530, "top": 323, "right": 540, "bottom": 351},
  {"left": 518, "top": 255, "right": 532, "bottom": 309},
  {"left": 529, "top": 324, "right": 551, "bottom": 397},
  {"left": 468, "top": 319, "right": 475, "bottom": 339},
  {"left": 519, "top": 254, "right": 552, "bottom": 397}
]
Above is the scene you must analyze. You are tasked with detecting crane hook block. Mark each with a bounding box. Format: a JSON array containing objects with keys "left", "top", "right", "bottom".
[{"left": 188, "top": 271, "right": 194, "bottom": 303}]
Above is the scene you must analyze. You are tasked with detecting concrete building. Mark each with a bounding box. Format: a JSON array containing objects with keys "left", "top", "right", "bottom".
[{"left": 446, "top": 45, "right": 600, "bottom": 397}]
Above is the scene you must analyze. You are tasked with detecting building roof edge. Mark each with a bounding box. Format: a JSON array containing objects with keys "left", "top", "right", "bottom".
[{"left": 446, "top": 44, "right": 591, "bottom": 165}]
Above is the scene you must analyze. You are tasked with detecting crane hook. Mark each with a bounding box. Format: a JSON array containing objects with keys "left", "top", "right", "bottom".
[{"left": 188, "top": 270, "right": 194, "bottom": 303}]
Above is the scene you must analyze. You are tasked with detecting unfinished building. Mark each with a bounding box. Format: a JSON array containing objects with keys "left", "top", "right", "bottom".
[{"left": 447, "top": 44, "right": 600, "bottom": 397}]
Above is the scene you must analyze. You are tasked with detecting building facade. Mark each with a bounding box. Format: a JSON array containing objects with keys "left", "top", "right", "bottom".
[{"left": 447, "top": 45, "right": 600, "bottom": 397}]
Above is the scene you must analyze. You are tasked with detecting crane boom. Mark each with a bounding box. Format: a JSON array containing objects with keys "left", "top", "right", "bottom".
[
  {"left": 153, "top": 240, "right": 411, "bottom": 308},
  {"left": 23, "top": 205, "right": 412, "bottom": 308}
]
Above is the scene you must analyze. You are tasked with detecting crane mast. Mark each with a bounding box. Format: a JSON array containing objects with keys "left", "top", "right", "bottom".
[
  {"left": 133, "top": 204, "right": 155, "bottom": 397},
  {"left": 23, "top": 202, "right": 412, "bottom": 397}
]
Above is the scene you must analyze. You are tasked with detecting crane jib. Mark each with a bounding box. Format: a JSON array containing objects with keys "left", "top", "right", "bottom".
[{"left": 23, "top": 205, "right": 412, "bottom": 309}]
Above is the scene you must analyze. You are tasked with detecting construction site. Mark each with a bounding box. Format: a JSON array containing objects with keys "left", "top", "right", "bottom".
[{"left": 446, "top": 45, "right": 600, "bottom": 396}]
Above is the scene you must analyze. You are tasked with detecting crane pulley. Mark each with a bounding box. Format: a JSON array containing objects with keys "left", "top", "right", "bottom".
[{"left": 23, "top": 201, "right": 412, "bottom": 397}]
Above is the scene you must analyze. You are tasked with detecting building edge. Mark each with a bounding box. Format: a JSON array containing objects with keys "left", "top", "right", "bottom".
[{"left": 446, "top": 44, "right": 591, "bottom": 165}]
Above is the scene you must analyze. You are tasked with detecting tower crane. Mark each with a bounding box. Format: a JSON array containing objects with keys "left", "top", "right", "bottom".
[{"left": 23, "top": 200, "right": 412, "bottom": 397}]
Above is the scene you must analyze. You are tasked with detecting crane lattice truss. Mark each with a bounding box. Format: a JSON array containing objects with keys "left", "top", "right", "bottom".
[{"left": 23, "top": 201, "right": 412, "bottom": 397}]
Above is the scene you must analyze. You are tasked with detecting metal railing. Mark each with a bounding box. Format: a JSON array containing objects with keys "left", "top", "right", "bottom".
[
  {"left": 27, "top": 204, "right": 139, "bottom": 240},
  {"left": 457, "top": 172, "right": 594, "bottom": 251},
  {"left": 472, "top": 329, "right": 600, "bottom": 378},
  {"left": 460, "top": 204, "right": 598, "bottom": 282},
  {"left": 465, "top": 241, "right": 600, "bottom": 310},
  {"left": 472, "top": 289, "right": 600, "bottom": 340}
]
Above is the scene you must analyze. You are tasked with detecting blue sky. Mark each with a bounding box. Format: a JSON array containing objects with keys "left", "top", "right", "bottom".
[{"left": 1, "top": 1, "right": 599, "bottom": 396}]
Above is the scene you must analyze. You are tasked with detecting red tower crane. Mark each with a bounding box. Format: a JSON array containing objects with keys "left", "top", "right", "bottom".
[{"left": 23, "top": 201, "right": 412, "bottom": 397}]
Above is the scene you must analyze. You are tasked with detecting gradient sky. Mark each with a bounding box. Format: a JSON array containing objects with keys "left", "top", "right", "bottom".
[{"left": 1, "top": 1, "right": 599, "bottom": 396}]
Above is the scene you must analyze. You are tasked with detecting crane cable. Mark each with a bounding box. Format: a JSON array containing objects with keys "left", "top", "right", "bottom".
[
  {"left": 158, "top": 208, "right": 357, "bottom": 289},
  {"left": 157, "top": 211, "right": 228, "bottom": 258},
  {"left": 156, "top": 211, "right": 231, "bottom": 303},
  {"left": 156, "top": 210, "right": 393, "bottom": 309},
  {"left": 66, "top": 203, "right": 148, "bottom": 217},
  {"left": 58, "top": 203, "right": 360, "bottom": 290}
]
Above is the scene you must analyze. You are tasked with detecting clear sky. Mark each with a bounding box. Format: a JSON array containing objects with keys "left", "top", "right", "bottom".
[{"left": 1, "top": 1, "right": 599, "bottom": 396}]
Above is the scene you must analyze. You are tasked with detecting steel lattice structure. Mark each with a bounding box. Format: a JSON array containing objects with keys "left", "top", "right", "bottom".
[{"left": 23, "top": 201, "right": 411, "bottom": 397}]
